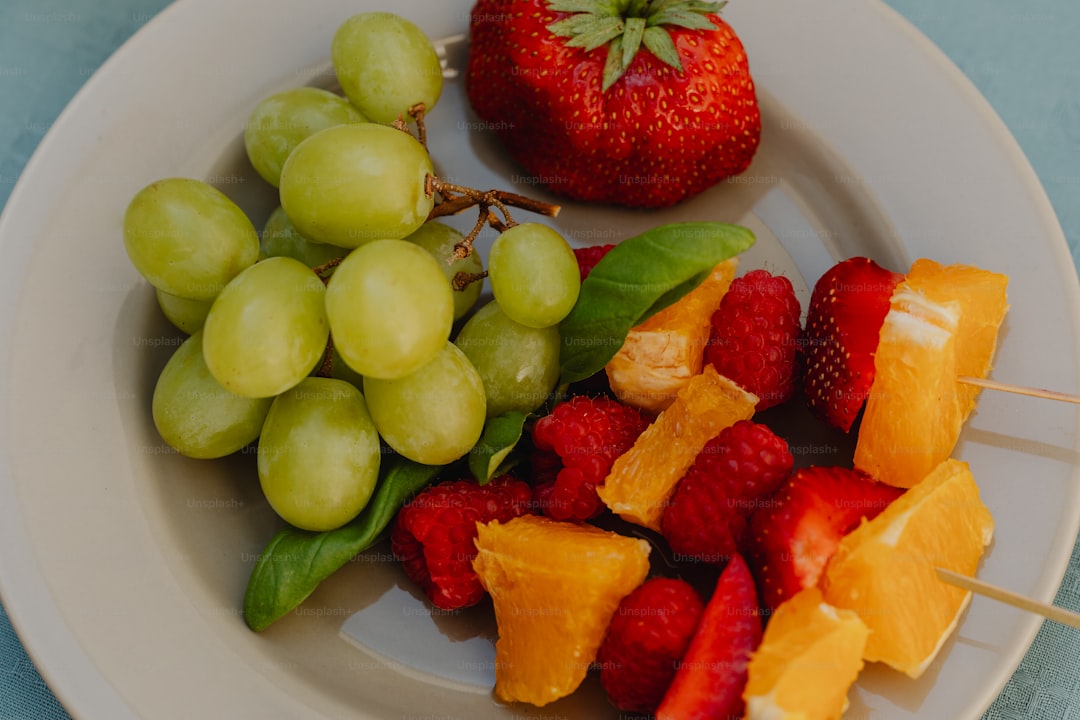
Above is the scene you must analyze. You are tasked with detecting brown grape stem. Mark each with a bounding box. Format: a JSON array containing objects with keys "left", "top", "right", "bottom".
[
  {"left": 453, "top": 270, "right": 488, "bottom": 291},
  {"left": 316, "top": 335, "right": 335, "bottom": 378},
  {"left": 312, "top": 257, "right": 344, "bottom": 283}
]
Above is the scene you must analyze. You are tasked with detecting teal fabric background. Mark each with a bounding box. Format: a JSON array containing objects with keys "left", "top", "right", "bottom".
[{"left": 1, "top": 0, "right": 1077, "bottom": 718}]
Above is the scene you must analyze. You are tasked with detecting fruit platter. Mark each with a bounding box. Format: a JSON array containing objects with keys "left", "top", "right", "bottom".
[{"left": 1, "top": 0, "right": 1079, "bottom": 718}]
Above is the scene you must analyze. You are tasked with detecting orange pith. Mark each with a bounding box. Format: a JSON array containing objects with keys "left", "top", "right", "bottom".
[
  {"left": 822, "top": 458, "right": 994, "bottom": 678},
  {"left": 471, "top": 515, "right": 651, "bottom": 706},
  {"left": 743, "top": 587, "right": 868, "bottom": 720},
  {"left": 606, "top": 258, "right": 739, "bottom": 413},
  {"left": 597, "top": 363, "right": 758, "bottom": 530},
  {"left": 854, "top": 287, "right": 963, "bottom": 488}
]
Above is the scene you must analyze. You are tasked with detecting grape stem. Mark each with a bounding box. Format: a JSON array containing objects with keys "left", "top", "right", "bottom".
[
  {"left": 452, "top": 270, "right": 488, "bottom": 291},
  {"left": 316, "top": 335, "right": 335, "bottom": 378},
  {"left": 425, "top": 176, "right": 562, "bottom": 261},
  {"left": 312, "top": 257, "right": 344, "bottom": 282},
  {"left": 391, "top": 103, "right": 429, "bottom": 150}
]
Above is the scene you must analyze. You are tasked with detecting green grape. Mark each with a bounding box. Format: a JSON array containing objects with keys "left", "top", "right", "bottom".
[
  {"left": 488, "top": 222, "right": 581, "bottom": 328},
  {"left": 454, "top": 300, "right": 560, "bottom": 417},
  {"left": 404, "top": 221, "right": 483, "bottom": 320},
  {"left": 325, "top": 239, "right": 453, "bottom": 380},
  {"left": 244, "top": 87, "right": 366, "bottom": 188},
  {"left": 363, "top": 342, "right": 485, "bottom": 465},
  {"left": 123, "top": 177, "right": 260, "bottom": 300},
  {"left": 258, "top": 377, "right": 381, "bottom": 532},
  {"left": 202, "top": 256, "right": 329, "bottom": 398},
  {"left": 156, "top": 288, "right": 212, "bottom": 335},
  {"left": 152, "top": 331, "right": 272, "bottom": 459},
  {"left": 261, "top": 206, "right": 349, "bottom": 267},
  {"left": 278, "top": 123, "right": 434, "bottom": 247},
  {"left": 331, "top": 12, "right": 443, "bottom": 124}
]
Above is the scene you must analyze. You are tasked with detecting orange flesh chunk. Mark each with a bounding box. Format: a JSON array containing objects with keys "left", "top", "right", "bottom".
[
  {"left": 904, "top": 258, "right": 1009, "bottom": 420},
  {"left": 854, "top": 287, "right": 963, "bottom": 488},
  {"left": 472, "top": 515, "right": 651, "bottom": 707},
  {"left": 822, "top": 458, "right": 994, "bottom": 678},
  {"left": 598, "top": 364, "right": 758, "bottom": 530},
  {"left": 744, "top": 587, "right": 868, "bottom": 720},
  {"left": 606, "top": 258, "right": 738, "bottom": 413}
]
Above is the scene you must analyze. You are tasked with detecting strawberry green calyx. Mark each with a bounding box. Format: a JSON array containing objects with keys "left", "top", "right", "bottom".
[{"left": 546, "top": 0, "right": 727, "bottom": 91}]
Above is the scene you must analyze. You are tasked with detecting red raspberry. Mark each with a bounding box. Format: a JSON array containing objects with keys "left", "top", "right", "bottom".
[
  {"left": 597, "top": 577, "right": 705, "bottom": 713},
  {"left": 531, "top": 395, "right": 649, "bottom": 521},
  {"left": 705, "top": 269, "right": 802, "bottom": 411},
  {"left": 390, "top": 475, "right": 534, "bottom": 610},
  {"left": 662, "top": 420, "right": 793, "bottom": 563},
  {"left": 573, "top": 243, "right": 616, "bottom": 281}
]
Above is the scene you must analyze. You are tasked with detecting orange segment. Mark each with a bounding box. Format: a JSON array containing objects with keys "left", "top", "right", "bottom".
[
  {"left": 598, "top": 364, "right": 758, "bottom": 530},
  {"left": 606, "top": 259, "right": 738, "bottom": 413},
  {"left": 822, "top": 458, "right": 994, "bottom": 678},
  {"left": 743, "top": 587, "right": 868, "bottom": 720},
  {"left": 904, "top": 259, "right": 1009, "bottom": 420},
  {"left": 472, "top": 515, "right": 651, "bottom": 706},
  {"left": 854, "top": 288, "right": 963, "bottom": 488}
]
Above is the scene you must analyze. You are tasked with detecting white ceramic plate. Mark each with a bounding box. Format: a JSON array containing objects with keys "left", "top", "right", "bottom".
[{"left": 2, "top": 0, "right": 1078, "bottom": 718}]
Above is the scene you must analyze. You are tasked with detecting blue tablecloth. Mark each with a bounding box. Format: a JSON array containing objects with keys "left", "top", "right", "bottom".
[{"left": 1, "top": 0, "right": 1077, "bottom": 718}]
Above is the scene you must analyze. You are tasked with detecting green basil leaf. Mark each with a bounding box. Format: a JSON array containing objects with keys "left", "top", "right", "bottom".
[
  {"left": 242, "top": 455, "right": 441, "bottom": 632},
  {"left": 558, "top": 222, "right": 754, "bottom": 385},
  {"left": 469, "top": 411, "right": 530, "bottom": 484}
]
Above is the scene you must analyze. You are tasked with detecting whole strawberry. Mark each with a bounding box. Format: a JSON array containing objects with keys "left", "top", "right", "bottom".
[
  {"left": 466, "top": 0, "right": 761, "bottom": 208},
  {"left": 705, "top": 269, "right": 802, "bottom": 410}
]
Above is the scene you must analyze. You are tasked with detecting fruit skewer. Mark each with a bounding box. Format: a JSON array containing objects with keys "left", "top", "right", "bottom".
[
  {"left": 958, "top": 375, "right": 1080, "bottom": 404},
  {"left": 935, "top": 567, "right": 1080, "bottom": 630}
]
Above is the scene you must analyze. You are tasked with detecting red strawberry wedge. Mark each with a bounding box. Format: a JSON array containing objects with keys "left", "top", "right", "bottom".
[
  {"left": 656, "top": 554, "right": 762, "bottom": 720},
  {"left": 466, "top": 0, "right": 761, "bottom": 208},
  {"left": 745, "top": 466, "right": 904, "bottom": 612},
  {"left": 802, "top": 257, "right": 904, "bottom": 431}
]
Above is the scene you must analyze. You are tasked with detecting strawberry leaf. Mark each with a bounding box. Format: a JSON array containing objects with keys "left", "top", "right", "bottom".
[
  {"left": 558, "top": 222, "right": 755, "bottom": 384},
  {"left": 602, "top": 36, "right": 628, "bottom": 91},
  {"left": 641, "top": 25, "right": 681, "bottom": 69},
  {"left": 545, "top": 0, "right": 727, "bottom": 90},
  {"left": 621, "top": 17, "right": 647, "bottom": 68}
]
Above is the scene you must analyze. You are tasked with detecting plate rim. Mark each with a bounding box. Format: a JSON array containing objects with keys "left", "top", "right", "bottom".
[{"left": 1, "top": 0, "right": 1078, "bottom": 717}]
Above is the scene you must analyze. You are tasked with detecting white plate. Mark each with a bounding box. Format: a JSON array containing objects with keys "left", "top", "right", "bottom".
[{"left": 1, "top": 0, "right": 1078, "bottom": 718}]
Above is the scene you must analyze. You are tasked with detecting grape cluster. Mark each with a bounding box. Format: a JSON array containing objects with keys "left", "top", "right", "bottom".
[{"left": 125, "top": 12, "right": 581, "bottom": 533}]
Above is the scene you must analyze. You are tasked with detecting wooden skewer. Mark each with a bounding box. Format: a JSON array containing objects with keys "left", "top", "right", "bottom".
[
  {"left": 935, "top": 567, "right": 1080, "bottom": 630},
  {"left": 958, "top": 376, "right": 1080, "bottom": 405}
]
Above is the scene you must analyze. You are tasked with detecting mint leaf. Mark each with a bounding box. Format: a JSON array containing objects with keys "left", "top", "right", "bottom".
[
  {"left": 558, "top": 222, "right": 755, "bottom": 384},
  {"left": 468, "top": 411, "right": 530, "bottom": 484}
]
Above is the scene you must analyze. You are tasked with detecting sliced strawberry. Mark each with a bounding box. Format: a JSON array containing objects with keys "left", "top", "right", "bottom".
[
  {"left": 802, "top": 257, "right": 904, "bottom": 431},
  {"left": 745, "top": 466, "right": 904, "bottom": 612},
  {"left": 655, "top": 554, "right": 762, "bottom": 720}
]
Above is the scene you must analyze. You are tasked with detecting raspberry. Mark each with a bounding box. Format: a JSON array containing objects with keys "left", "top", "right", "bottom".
[
  {"left": 597, "top": 577, "right": 705, "bottom": 713},
  {"left": 390, "top": 475, "right": 534, "bottom": 610},
  {"left": 662, "top": 420, "right": 793, "bottom": 563},
  {"left": 705, "top": 269, "right": 802, "bottom": 411},
  {"left": 573, "top": 243, "right": 616, "bottom": 282},
  {"left": 531, "top": 395, "right": 649, "bottom": 521}
]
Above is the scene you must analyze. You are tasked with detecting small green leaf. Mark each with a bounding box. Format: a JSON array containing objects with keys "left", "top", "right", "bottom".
[
  {"left": 548, "top": 0, "right": 614, "bottom": 13},
  {"left": 558, "top": 222, "right": 755, "bottom": 385},
  {"left": 649, "top": 9, "right": 718, "bottom": 30},
  {"left": 641, "top": 25, "right": 682, "bottom": 70},
  {"left": 621, "top": 17, "right": 646, "bottom": 69},
  {"left": 242, "top": 455, "right": 441, "bottom": 632},
  {"left": 602, "top": 36, "right": 628, "bottom": 91},
  {"left": 469, "top": 411, "right": 530, "bottom": 484},
  {"left": 563, "top": 16, "right": 626, "bottom": 51}
]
